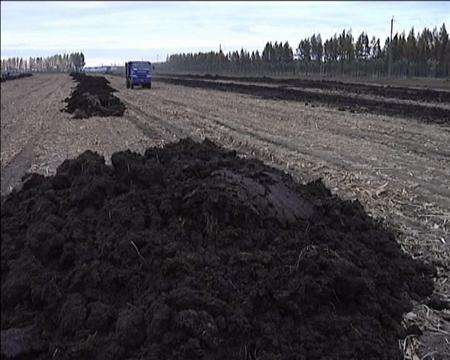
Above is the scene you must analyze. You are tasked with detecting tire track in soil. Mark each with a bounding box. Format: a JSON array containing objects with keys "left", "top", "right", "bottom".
[
  {"left": 2, "top": 77, "right": 64, "bottom": 129},
  {"left": 116, "top": 91, "right": 293, "bottom": 182},
  {"left": 1, "top": 77, "right": 49, "bottom": 100},
  {"left": 1, "top": 141, "right": 35, "bottom": 195},
  {"left": 115, "top": 78, "right": 386, "bottom": 171},
  {"left": 121, "top": 99, "right": 202, "bottom": 143},
  {"left": 1, "top": 78, "right": 72, "bottom": 195},
  {"left": 122, "top": 91, "right": 350, "bottom": 182},
  {"left": 6, "top": 83, "right": 43, "bottom": 101},
  {"left": 157, "top": 94, "right": 449, "bottom": 163},
  {"left": 156, "top": 94, "right": 449, "bottom": 182}
]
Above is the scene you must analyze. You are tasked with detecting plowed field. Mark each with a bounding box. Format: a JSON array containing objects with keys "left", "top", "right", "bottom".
[{"left": 1, "top": 73, "right": 449, "bottom": 359}]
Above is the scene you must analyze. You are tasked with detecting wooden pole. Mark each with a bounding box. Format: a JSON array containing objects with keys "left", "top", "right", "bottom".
[{"left": 388, "top": 16, "right": 394, "bottom": 78}]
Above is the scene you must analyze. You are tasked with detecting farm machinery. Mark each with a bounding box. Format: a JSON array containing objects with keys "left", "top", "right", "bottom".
[{"left": 125, "top": 61, "right": 154, "bottom": 89}]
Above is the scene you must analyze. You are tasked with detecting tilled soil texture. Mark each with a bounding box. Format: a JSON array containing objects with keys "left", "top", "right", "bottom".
[
  {"left": 157, "top": 76, "right": 450, "bottom": 124},
  {"left": 0, "top": 73, "right": 33, "bottom": 82},
  {"left": 64, "top": 73, "right": 125, "bottom": 119},
  {"left": 162, "top": 73, "right": 450, "bottom": 103},
  {"left": 1, "top": 138, "right": 434, "bottom": 360}
]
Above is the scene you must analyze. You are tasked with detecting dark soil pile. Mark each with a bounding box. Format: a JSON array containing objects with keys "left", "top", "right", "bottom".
[
  {"left": 1, "top": 138, "right": 434, "bottom": 360},
  {"left": 63, "top": 73, "right": 125, "bottom": 119}
]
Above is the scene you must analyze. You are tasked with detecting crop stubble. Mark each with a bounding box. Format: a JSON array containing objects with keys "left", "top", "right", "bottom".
[{"left": 1, "top": 73, "right": 449, "bottom": 358}]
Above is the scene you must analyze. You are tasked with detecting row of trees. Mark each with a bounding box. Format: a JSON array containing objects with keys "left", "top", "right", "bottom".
[
  {"left": 1, "top": 52, "right": 85, "bottom": 73},
  {"left": 160, "top": 23, "right": 449, "bottom": 78}
]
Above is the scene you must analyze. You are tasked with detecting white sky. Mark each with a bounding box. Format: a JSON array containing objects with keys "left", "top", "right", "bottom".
[{"left": 1, "top": 1, "right": 449, "bottom": 66}]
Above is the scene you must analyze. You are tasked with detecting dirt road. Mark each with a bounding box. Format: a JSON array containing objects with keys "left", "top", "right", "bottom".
[{"left": 1, "top": 73, "right": 449, "bottom": 357}]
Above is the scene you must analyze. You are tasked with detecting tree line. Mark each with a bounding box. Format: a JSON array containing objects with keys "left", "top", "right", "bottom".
[
  {"left": 1, "top": 52, "right": 85, "bottom": 73},
  {"left": 159, "top": 23, "right": 449, "bottom": 78}
]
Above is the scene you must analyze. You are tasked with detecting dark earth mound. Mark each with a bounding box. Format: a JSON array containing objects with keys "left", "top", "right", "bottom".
[
  {"left": 1, "top": 138, "right": 434, "bottom": 359},
  {"left": 163, "top": 73, "right": 450, "bottom": 104},
  {"left": 0, "top": 73, "right": 32, "bottom": 82},
  {"left": 63, "top": 73, "right": 125, "bottom": 119},
  {"left": 157, "top": 76, "right": 450, "bottom": 124}
]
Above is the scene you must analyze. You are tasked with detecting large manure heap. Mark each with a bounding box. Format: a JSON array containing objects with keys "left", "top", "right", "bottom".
[
  {"left": 1, "top": 138, "right": 434, "bottom": 359},
  {"left": 63, "top": 73, "right": 125, "bottom": 119}
]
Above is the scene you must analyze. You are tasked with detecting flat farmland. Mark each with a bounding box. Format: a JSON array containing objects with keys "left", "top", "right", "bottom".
[
  {"left": 0, "top": 74, "right": 152, "bottom": 194},
  {"left": 1, "top": 73, "right": 449, "bottom": 357}
]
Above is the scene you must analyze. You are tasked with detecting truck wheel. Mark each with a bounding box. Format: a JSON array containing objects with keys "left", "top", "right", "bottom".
[
  {"left": 148, "top": 82, "right": 152, "bottom": 89},
  {"left": 126, "top": 80, "right": 130, "bottom": 89},
  {"left": 130, "top": 81, "right": 134, "bottom": 89}
]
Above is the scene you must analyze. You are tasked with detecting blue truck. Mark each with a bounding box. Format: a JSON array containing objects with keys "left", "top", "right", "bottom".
[{"left": 125, "top": 61, "right": 153, "bottom": 89}]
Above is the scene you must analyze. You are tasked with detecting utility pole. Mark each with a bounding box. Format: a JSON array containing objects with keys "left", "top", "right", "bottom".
[{"left": 388, "top": 16, "right": 394, "bottom": 78}]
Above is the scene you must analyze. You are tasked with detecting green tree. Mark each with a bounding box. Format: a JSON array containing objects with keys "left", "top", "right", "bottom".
[
  {"left": 310, "top": 34, "right": 323, "bottom": 62},
  {"left": 296, "top": 39, "right": 311, "bottom": 62}
]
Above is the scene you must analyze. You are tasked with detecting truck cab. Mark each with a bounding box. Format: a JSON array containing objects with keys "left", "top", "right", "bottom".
[{"left": 125, "top": 61, "right": 153, "bottom": 89}]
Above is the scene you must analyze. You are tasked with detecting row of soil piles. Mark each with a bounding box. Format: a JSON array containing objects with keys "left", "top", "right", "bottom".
[
  {"left": 1, "top": 138, "right": 435, "bottom": 359},
  {"left": 157, "top": 76, "right": 450, "bottom": 125},
  {"left": 63, "top": 73, "right": 125, "bottom": 119},
  {"left": 0, "top": 73, "right": 32, "bottom": 82},
  {"left": 163, "top": 73, "right": 450, "bottom": 103}
]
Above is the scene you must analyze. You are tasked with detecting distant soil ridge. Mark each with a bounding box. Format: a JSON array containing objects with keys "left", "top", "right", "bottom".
[{"left": 1, "top": 73, "right": 33, "bottom": 82}]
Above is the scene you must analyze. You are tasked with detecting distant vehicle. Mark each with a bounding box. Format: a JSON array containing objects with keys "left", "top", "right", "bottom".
[
  {"left": 84, "top": 66, "right": 112, "bottom": 74},
  {"left": 125, "top": 61, "right": 154, "bottom": 89}
]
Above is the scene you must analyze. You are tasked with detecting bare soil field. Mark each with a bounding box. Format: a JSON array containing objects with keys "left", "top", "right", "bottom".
[
  {"left": 156, "top": 75, "right": 450, "bottom": 124},
  {"left": 0, "top": 74, "right": 152, "bottom": 194},
  {"left": 0, "top": 72, "right": 33, "bottom": 82},
  {"left": 167, "top": 72, "right": 450, "bottom": 91},
  {"left": 309, "top": 74, "right": 450, "bottom": 91},
  {"left": 1, "top": 73, "right": 449, "bottom": 358},
  {"left": 159, "top": 73, "right": 450, "bottom": 103}
]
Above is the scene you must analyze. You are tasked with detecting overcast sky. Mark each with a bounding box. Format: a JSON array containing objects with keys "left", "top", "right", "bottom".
[{"left": 1, "top": 1, "right": 449, "bottom": 66}]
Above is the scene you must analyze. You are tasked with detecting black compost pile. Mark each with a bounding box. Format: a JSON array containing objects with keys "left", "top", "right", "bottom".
[
  {"left": 1, "top": 138, "right": 434, "bottom": 360},
  {"left": 63, "top": 73, "right": 125, "bottom": 119}
]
